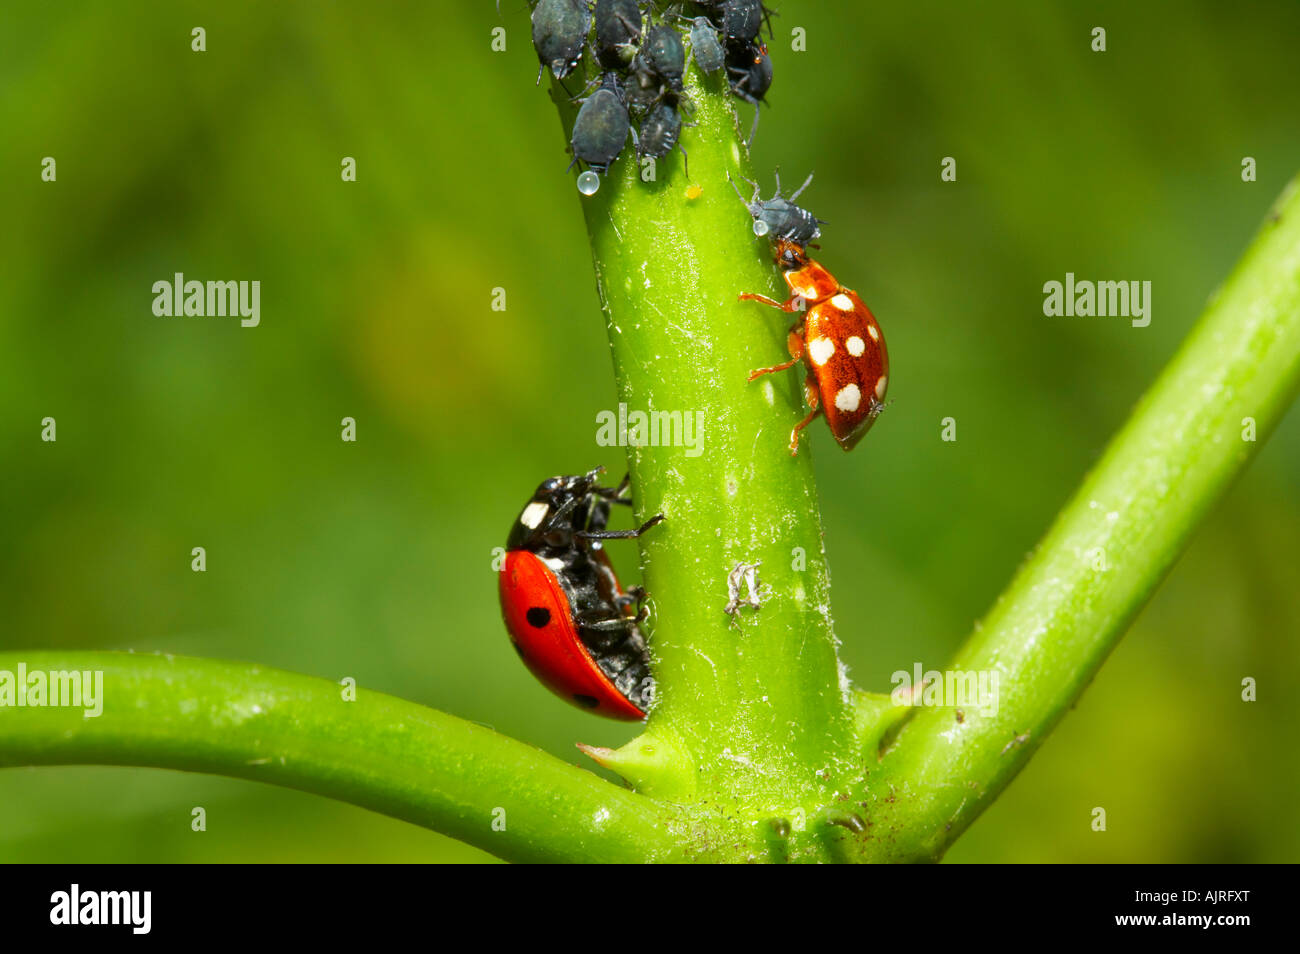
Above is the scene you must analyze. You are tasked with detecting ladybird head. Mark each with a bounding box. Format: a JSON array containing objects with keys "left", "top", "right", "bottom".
[
  {"left": 772, "top": 237, "right": 809, "bottom": 270},
  {"left": 507, "top": 469, "right": 603, "bottom": 551}
]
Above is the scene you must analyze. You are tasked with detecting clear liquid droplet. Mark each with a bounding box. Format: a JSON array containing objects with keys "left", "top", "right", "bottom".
[
  {"left": 753, "top": 219, "right": 770, "bottom": 237},
  {"left": 577, "top": 171, "right": 601, "bottom": 196}
]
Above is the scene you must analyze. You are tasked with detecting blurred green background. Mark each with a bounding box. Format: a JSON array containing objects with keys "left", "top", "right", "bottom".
[{"left": 2, "top": 0, "right": 1298, "bottom": 863}]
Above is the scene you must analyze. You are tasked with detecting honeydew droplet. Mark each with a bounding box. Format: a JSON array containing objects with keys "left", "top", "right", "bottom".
[
  {"left": 753, "top": 219, "right": 770, "bottom": 237},
  {"left": 577, "top": 171, "right": 601, "bottom": 196}
]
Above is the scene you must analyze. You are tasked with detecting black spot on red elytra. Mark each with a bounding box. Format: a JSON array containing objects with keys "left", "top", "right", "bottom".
[
  {"left": 526, "top": 606, "right": 551, "bottom": 628},
  {"left": 573, "top": 694, "right": 600, "bottom": 709}
]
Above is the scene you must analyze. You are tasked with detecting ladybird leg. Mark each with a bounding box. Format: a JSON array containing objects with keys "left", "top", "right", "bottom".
[
  {"left": 748, "top": 328, "right": 805, "bottom": 381},
  {"left": 576, "top": 513, "right": 665, "bottom": 541},
  {"left": 739, "top": 291, "right": 805, "bottom": 313},
  {"left": 790, "top": 407, "right": 822, "bottom": 456},
  {"left": 629, "top": 585, "right": 649, "bottom": 617},
  {"left": 586, "top": 497, "right": 613, "bottom": 534},
  {"left": 575, "top": 613, "right": 639, "bottom": 633},
  {"left": 789, "top": 376, "right": 822, "bottom": 456},
  {"left": 613, "top": 586, "right": 644, "bottom": 612},
  {"left": 537, "top": 493, "right": 583, "bottom": 538},
  {"left": 613, "top": 585, "right": 648, "bottom": 621},
  {"left": 592, "top": 473, "right": 633, "bottom": 504},
  {"left": 747, "top": 357, "right": 800, "bottom": 382}
]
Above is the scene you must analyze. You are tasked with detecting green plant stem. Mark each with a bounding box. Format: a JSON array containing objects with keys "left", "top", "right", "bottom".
[
  {"left": 0, "top": 651, "right": 685, "bottom": 863},
  {"left": 556, "top": 59, "right": 860, "bottom": 824},
  {"left": 860, "top": 177, "right": 1300, "bottom": 861}
]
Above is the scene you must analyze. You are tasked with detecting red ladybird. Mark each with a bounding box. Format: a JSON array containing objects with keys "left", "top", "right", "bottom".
[
  {"left": 741, "top": 237, "right": 889, "bottom": 454},
  {"left": 498, "top": 469, "right": 663, "bottom": 720}
]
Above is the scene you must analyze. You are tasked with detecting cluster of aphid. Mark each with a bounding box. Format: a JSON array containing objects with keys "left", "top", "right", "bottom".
[{"left": 529, "top": 0, "right": 775, "bottom": 195}]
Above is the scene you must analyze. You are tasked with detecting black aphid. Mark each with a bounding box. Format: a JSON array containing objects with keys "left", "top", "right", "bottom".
[
  {"left": 569, "top": 72, "right": 634, "bottom": 175},
  {"left": 727, "top": 40, "right": 772, "bottom": 145},
  {"left": 594, "top": 0, "right": 643, "bottom": 70},
  {"left": 633, "top": 23, "right": 686, "bottom": 93},
  {"left": 683, "top": 15, "right": 726, "bottom": 74},
  {"left": 532, "top": 0, "right": 592, "bottom": 84},
  {"left": 637, "top": 97, "right": 691, "bottom": 176},
  {"left": 701, "top": 0, "right": 770, "bottom": 46},
  {"left": 730, "top": 171, "right": 824, "bottom": 246}
]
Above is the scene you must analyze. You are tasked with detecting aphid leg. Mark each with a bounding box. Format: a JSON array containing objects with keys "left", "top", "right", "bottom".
[
  {"left": 726, "top": 171, "right": 760, "bottom": 206},
  {"left": 745, "top": 105, "right": 760, "bottom": 148},
  {"left": 788, "top": 172, "right": 814, "bottom": 202}
]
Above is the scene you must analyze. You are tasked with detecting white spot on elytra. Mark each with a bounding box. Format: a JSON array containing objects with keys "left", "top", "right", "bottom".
[
  {"left": 867, "top": 325, "right": 880, "bottom": 341},
  {"left": 831, "top": 293, "right": 854, "bottom": 310},
  {"left": 807, "top": 337, "right": 836, "bottom": 366},
  {"left": 875, "top": 376, "right": 888, "bottom": 400},
  {"left": 834, "top": 383, "right": 861, "bottom": 412},
  {"left": 845, "top": 335, "right": 865, "bottom": 357},
  {"left": 519, "top": 501, "right": 549, "bottom": 529}
]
